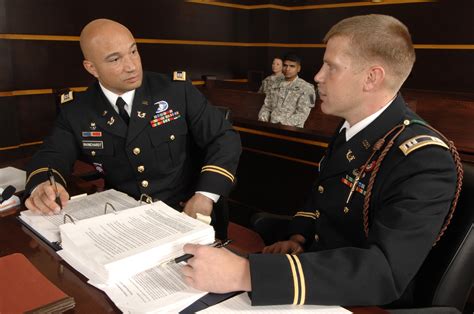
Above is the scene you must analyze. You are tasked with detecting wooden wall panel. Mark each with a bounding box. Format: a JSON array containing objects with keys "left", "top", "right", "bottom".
[
  {"left": 3, "top": 0, "right": 254, "bottom": 42},
  {"left": 0, "top": 97, "right": 20, "bottom": 147},
  {"left": 141, "top": 45, "right": 254, "bottom": 81},
  {"left": 0, "top": 41, "right": 13, "bottom": 91},
  {"left": 9, "top": 41, "right": 89, "bottom": 90},
  {"left": 16, "top": 94, "right": 56, "bottom": 143},
  {"left": 1, "top": 0, "right": 473, "bottom": 158},
  {"left": 0, "top": 0, "right": 6, "bottom": 33},
  {"left": 407, "top": 50, "right": 474, "bottom": 93}
]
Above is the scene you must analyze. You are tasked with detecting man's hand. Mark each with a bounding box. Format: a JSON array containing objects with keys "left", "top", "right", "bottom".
[
  {"left": 262, "top": 234, "right": 305, "bottom": 254},
  {"left": 25, "top": 181, "right": 69, "bottom": 215},
  {"left": 182, "top": 193, "right": 213, "bottom": 218},
  {"left": 181, "top": 244, "right": 251, "bottom": 293}
]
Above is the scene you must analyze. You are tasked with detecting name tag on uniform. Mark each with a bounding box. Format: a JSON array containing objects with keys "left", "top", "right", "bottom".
[{"left": 82, "top": 141, "right": 104, "bottom": 149}]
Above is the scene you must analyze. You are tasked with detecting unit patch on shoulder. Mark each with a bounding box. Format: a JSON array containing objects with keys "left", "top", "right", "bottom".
[
  {"left": 399, "top": 135, "right": 448, "bottom": 156},
  {"left": 173, "top": 71, "right": 186, "bottom": 81},
  {"left": 60, "top": 90, "right": 74, "bottom": 104}
]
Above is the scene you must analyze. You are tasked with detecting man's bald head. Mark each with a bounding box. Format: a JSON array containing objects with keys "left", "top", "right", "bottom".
[
  {"left": 80, "top": 19, "right": 134, "bottom": 60},
  {"left": 80, "top": 18, "right": 143, "bottom": 95}
]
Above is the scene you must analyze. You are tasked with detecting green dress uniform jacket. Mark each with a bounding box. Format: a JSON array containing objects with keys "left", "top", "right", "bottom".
[
  {"left": 26, "top": 72, "right": 241, "bottom": 208},
  {"left": 249, "top": 94, "right": 457, "bottom": 306}
]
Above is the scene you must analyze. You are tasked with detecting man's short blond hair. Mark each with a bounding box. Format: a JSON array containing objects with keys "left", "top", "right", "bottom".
[{"left": 324, "top": 14, "right": 416, "bottom": 91}]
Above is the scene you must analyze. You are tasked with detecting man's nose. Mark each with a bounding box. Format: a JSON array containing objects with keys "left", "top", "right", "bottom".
[
  {"left": 314, "top": 68, "right": 323, "bottom": 83},
  {"left": 123, "top": 56, "right": 136, "bottom": 72}
]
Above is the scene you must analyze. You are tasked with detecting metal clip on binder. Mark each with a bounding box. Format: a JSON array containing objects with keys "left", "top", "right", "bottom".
[{"left": 139, "top": 194, "right": 153, "bottom": 204}]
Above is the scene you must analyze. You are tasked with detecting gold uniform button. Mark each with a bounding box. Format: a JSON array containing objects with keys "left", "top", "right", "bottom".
[
  {"left": 314, "top": 234, "right": 320, "bottom": 242},
  {"left": 170, "top": 134, "right": 176, "bottom": 141},
  {"left": 343, "top": 207, "right": 350, "bottom": 214},
  {"left": 315, "top": 210, "right": 320, "bottom": 219},
  {"left": 133, "top": 147, "right": 141, "bottom": 155},
  {"left": 141, "top": 180, "right": 149, "bottom": 188},
  {"left": 317, "top": 185, "right": 324, "bottom": 193},
  {"left": 91, "top": 151, "right": 96, "bottom": 156},
  {"left": 403, "top": 119, "right": 410, "bottom": 126},
  {"left": 137, "top": 165, "right": 145, "bottom": 173}
]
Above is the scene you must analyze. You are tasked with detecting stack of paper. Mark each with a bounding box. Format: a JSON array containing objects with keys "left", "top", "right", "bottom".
[
  {"left": 58, "top": 201, "right": 215, "bottom": 283},
  {"left": 19, "top": 189, "right": 215, "bottom": 313},
  {"left": 19, "top": 189, "right": 139, "bottom": 243}
]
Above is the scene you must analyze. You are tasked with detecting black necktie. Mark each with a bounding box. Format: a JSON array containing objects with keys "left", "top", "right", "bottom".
[
  {"left": 331, "top": 128, "right": 347, "bottom": 152},
  {"left": 116, "top": 97, "right": 130, "bottom": 125}
]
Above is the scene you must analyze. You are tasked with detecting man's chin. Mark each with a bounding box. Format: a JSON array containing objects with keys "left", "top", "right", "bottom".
[
  {"left": 320, "top": 102, "right": 331, "bottom": 115},
  {"left": 128, "top": 79, "right": 143, "bottom": 90}
]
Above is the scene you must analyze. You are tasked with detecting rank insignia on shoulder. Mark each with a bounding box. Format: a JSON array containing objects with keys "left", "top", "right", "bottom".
[
  {"left": 60, "top": 90, "right": 74, "bottom": 104},
  {"left": 399, "top": 135, "right": 448, "bottom": 156},
  {"left": 173, "top": 71, "right": 186, "bottom": 81}
]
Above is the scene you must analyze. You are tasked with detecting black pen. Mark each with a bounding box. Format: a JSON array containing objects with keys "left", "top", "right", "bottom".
[
  {"left": 162, "top": 239, "right": 233, "bottom": 266},
  {"left": 47, "top": 166, "right": 63, "bottom": 210}
]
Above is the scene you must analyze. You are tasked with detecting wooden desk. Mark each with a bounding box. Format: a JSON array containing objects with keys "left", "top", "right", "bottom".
[
  {"left": 0, "top": 213, "right": 387, "bottom": 313},
  {"left": 0, "top": 160, "right": 387, "bottom": 313}
]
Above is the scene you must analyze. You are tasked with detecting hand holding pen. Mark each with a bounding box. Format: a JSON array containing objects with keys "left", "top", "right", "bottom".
[
  {"left": 161, "top": 239, "right": 233, "bottom": 266},
  {"left": 24, "top": 168, "right": 69, "bottom": 215},
  {"left": 180, "top": 239, "right": 252, "bottom": 293}
]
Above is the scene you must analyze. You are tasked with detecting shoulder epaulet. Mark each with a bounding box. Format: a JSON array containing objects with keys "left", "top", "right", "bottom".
[
  {"left": 60, "top": 90, "right": 74, "bottom": 104},
  {"left": 399, "top": 135, "right": 449, "bottom": 156},
  {"left": 173, "top": 71, "right": 186, "bottom": 81}
]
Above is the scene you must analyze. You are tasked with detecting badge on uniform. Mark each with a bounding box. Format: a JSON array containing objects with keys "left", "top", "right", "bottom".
[
  {"left": 154, "top": 100, "right": 169, "bottom": 114},
  {"left": 90, "top": 122, "right": 97, "bottom": 130},
  {"left": 107, "top": 116, "right": 115, "bottom": 126},
  {"left": 341, "top": 175, "right": 366, "bottom": 195},
  {"left": 150, "top": 109, "right": 181, "bottom": 127},
  {"left": 173, "top": 71, "right": 186, "bottom": 81},
  {"left": 82, "top": 131, "right": 102, "bottom": 137},
  {"left": 82, "top": 141, "right": 104, "bottom": 149},
  {"left": 362, "top": 139, "right": 371, "bottom": 150},
  {"left": 60, "top": 91, "right": 74, "bottom": 104},
  {"left": 346, "top": 149, "right": 356, "bottom": 162}
]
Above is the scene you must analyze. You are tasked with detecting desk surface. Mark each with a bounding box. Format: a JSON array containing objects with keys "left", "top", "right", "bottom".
[
  {"left": 0, "top": 159, "right": 386, "bottom": 313},
  {"left": 0, "top": 213, "right": 387, "bottom": 314}
]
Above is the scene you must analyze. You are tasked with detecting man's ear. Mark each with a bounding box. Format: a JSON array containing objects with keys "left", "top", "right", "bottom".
[
  {"left": 297, "top": 64, "right": 301, "bottom": 73},
  {"left": 363, "top": 65, "right": 385, "bottom": 91},
  {"left": 83, "top": 60, "right": 98, "bottom": 78}
]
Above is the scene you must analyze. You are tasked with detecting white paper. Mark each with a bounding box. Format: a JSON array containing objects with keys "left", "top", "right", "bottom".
[
  {"left": 59, "top": 200, "right": 214, "bottom": 283},
  {"left": 19, "top": 189, "right": 139, "bottom": 242},
  {"left": 59, "top": 249, "right": 205, "bottom": 313},
  {"left": 198, "top": 293, "right": 352, "bottom": 313},
  {"left": 0, "top": 166, "right": 26, "bottom": 192}
]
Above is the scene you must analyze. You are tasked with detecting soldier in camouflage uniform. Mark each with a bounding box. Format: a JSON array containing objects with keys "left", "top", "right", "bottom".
[{"left": 258, "top": 54, "right": 316, "bottom": 128}]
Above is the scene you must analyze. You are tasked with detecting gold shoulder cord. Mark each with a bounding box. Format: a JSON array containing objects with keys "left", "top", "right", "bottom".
[{"left": 361, "top": 119, "right": 463, "bottom": 246}]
